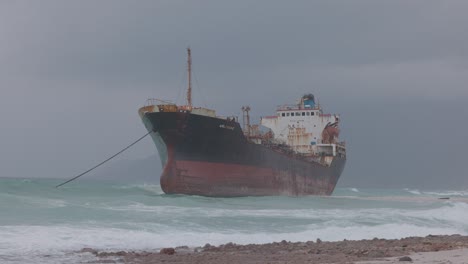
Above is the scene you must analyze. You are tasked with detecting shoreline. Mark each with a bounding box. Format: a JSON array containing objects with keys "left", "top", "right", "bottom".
[{"left": 84, "top": 234, "right": 468, "bottom": 263}]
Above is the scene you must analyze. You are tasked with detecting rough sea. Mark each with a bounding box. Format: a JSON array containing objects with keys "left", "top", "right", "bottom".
[{"left": 1, "top": 177, "right": 467, "bottom": 264}]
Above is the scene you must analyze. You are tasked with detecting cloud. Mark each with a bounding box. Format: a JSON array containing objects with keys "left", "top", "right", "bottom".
[{"left": 2, "top": 0, "right": 468, "bottom": 90}]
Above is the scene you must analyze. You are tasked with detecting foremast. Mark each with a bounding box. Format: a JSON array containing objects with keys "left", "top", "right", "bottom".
[
  {"left": 186, "top": 47, "right": 192, "bottom": 109},
  {"left": 138, "top": 48, "right": 217, "bottom": 119}
]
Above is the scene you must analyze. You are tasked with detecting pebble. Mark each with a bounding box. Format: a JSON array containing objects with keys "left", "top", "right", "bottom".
[
  {"left": 160, "top": 248, "right": 176, "bottom": 255},
  {"left": 399, "top": 256, "right": 412, "bottom": 261}
]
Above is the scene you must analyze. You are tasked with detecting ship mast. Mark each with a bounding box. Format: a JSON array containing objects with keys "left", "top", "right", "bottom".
[{"left": 187, "top": 47, "right": 192, "bottom": 108}]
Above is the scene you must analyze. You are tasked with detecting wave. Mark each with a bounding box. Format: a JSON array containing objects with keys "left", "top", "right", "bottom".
[
  {"left": 111, "top": 183, "right": 164, "bottom": 195},
  {"left": 404, "top": 188, "right": 421, "bottom": 195},
  {"left": 403, "top": 188, "right": 468, "bottom": 197},
  {"left": 0, "top": 222, "right": 464, "bottom": 257},
  {"left": 423, "top": 190, "right": 468, "bottom": 197},
  {"left": 2, "top": 178, "right": 468, "bottom": 264},
  {"left": 87, "top": 200, "right": 468, "bottom": 230},
  {"left": 0, "top": 193, "right": 67, "bottom": 208},
  {"left": 402, "top": 202, "right": 468, "bottom": 226}
]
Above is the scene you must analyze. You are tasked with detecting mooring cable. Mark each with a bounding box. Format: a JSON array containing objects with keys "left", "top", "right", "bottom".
[{"left": 55, "top": 130, "right": 153, "bottom": 188}]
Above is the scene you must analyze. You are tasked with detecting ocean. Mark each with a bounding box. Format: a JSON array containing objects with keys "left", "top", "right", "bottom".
[{"left": 1, "top": 178, "right": 467, "bottom": 263}]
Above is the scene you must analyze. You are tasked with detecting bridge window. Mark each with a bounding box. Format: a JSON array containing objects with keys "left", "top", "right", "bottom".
[
  {"left": 287, "top": 113, "right": 290, "bottom": 116},
  {"left": 291, "top": 112, "right": 294, "bottom": 116},
  {"left": 311, "top": 112, "right": 315, "bottom": 116},
  {"left": 302, "top": 112, "right": 305, "bottom": 116},
  {"left": 296, "top": 112, "right": 300, "bottom": 116},
  {"left": 282, "top": 113, "right": 285, "bottom": 117},
  {"left": 306, "top": 112, "right": 310, "bottom": 116}
]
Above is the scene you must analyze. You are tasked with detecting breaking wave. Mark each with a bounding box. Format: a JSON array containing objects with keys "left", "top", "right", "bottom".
[
  {"left": 112, "top": 183, "right": 164, "bottom": 195},
  {"left": 423, "top": 190, "right": 468, "bottom": 197},
  {"left": 404, "top": 188, "right": 422, "bottom": 195},
  {"left": 403, "top": 188, "right": 468, "bottom": 197},
  {"left": 2, "top": 178, "right": 468, "bottom": 264}
]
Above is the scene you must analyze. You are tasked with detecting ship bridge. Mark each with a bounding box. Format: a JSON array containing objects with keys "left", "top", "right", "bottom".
[{"left": 261, "top": 94, "right": 344, "bottom": 159}]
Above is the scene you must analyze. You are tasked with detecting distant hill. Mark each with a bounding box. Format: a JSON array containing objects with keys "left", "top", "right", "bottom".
[{"left": 89, "top": 154, "right": 162, "bottom": 183}]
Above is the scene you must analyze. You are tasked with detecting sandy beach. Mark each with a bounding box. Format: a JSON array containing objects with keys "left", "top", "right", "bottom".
[
  {"left": 357, "top": 248, "right": 468, "bottom": 264},
  {"left": 83, "top": 234, "right": 468, "bottom": 263}
]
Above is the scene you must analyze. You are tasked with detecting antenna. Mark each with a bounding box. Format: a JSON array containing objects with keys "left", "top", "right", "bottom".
[{"left": 187, "top": 47, "right": 192, "bottom": 108}]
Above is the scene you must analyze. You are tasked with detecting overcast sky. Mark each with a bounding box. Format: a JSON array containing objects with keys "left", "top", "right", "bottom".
[{"left": 1, "top": 1, "right": 467, "bottom": 188}]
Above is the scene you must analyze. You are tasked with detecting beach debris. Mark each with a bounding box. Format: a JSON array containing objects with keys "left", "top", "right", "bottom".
[
  {"left": 203, "top": 243, "right": 211, "bottom": 248},
  {"left": 399, "top": 256, "right": 412, "bottom": 261},
  {"left": 160, "top": 247, "right": 176, "bottom": 255}
]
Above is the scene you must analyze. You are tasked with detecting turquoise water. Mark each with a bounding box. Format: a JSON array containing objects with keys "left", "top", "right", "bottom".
[{"left": 1, "top": 178, "right": 467, "bottom": 263}]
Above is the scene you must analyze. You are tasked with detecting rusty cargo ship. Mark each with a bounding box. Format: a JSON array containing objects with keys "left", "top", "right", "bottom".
[{"left": 138, "top": 49, "right": 346, "bottom": 197}]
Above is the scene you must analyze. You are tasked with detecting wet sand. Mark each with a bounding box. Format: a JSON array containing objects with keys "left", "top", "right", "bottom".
[{"left": 84, "top": 234, "right": 468, "bottom": 263}]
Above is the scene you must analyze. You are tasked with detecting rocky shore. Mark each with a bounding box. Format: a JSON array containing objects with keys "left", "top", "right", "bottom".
[{"left": 83, "top": 234, "right": 468, "bottom": 263}]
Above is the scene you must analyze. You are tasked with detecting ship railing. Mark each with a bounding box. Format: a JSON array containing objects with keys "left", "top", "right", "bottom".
[
  {"left": 276, "top": 104, "right": 320, "bottom": 111},
  {"left": 218, "top": 116, "right": 239, "bottom": 122},
  {"left": 335, "top": 142, "right": 347, "bottom": 158},
  {"left": 144, "top": 98, "right": 175, "bottom": 107},
  {"left": 336, "top": 141, "right": 346, "bottom": 148}
]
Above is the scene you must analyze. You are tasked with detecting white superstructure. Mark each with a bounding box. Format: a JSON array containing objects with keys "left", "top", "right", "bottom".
[{"left": 260, "top": 94, "right": 345, "bottom": 159}]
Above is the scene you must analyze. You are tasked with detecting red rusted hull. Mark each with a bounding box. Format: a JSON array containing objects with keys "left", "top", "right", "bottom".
[
  {"left": 141, "top": 111, "right": 346, "bottom": 197},
  {"left": 160, "top": 159, "right": 344, "bottom": 197}
]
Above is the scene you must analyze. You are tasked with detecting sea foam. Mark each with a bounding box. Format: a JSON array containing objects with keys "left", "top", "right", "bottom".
[{"left": 1, "top": 178, "right": 468, "bottom": 264}]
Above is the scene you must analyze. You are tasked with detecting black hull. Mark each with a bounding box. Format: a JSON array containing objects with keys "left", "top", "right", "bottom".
[{"left": 141, "top": 112, "right": 346, "bottom": 196}]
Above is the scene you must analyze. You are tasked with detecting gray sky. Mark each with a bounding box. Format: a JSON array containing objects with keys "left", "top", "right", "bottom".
[{"left": 1, "top": 1, "right": 467, "bottom": 188}]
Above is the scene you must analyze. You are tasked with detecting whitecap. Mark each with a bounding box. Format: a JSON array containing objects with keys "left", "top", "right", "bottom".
[
  {"left": 3, "top": 194, "right": 67, "bottom": 208},
  {"left": 112, "top": 183, "right": 164, "bottom": 195},
  {"left": 423, "top": 190, "right": 468, "bottom": 197},
  {"left": 404, "top": 188, "right": 421, "bottom": 195}
]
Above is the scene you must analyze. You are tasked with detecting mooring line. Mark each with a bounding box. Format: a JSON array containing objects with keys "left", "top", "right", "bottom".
[{"left": 55, "top": 131, "right": 153, "bottom": 188}]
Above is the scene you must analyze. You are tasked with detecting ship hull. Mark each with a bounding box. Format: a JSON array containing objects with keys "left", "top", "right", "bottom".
[{"left": 141, "top": 112, "right": 346, "bottom": 197}]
